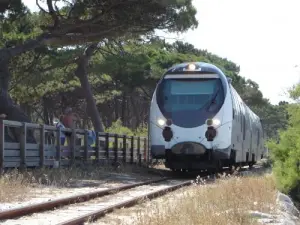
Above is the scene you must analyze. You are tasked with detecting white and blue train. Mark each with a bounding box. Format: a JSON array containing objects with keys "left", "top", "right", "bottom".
[{"left": 149, "top": 62, "right": 265, "bottom": 171}]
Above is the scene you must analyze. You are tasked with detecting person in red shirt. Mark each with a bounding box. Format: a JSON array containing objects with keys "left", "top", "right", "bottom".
[{"left": 61, "top": 107, "right": 80, "bottom": 149}]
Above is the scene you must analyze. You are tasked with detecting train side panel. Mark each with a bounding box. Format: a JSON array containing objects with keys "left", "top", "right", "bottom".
[
  {"left": 230, "top": 86, "right": 243, "bottom": 162},
  {"left": 229, "top": 85, "right": 241, "bottom": 160},
  {"left": 230, "top": 85, "right": 264, "bottom": 164}
]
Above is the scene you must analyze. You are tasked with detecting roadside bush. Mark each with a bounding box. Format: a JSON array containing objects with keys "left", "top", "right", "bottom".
[{"left": 267, "top": 95, "right": 300, "bottom": 205}]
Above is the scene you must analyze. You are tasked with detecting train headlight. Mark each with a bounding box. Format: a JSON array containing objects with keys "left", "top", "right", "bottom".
[
  {"left": 212, "top": 119, "right": 221, "bottom": 126},
  {"left": 187, "top": 63, "right": 196, "bottom": 70},
  {"left": 157, "top": 119, "right": 166, "bottom": 126},
  {"left": 162, "top": 126, "right": 173, "bottom": 142},
  {"left": 206, "top": 118, "right": 221, "bottom": 127}
]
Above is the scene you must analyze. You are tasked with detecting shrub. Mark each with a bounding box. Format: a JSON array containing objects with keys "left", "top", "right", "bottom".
[
  {"left": 105, "top": 119, "right": 135, "bottom": 136},
  {"left": 267, "top": 103, "right": 300, "bottom": 204},
  {"left": 105, "top": 119, "right": 148, "bottom": 137}
]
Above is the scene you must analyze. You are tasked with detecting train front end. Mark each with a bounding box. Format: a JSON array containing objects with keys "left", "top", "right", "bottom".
[{"left": 149, "top": 62, "right": 233, "bottom": 171}]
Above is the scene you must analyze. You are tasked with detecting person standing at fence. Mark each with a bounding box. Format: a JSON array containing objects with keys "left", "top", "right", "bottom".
[
  {"left": 61, "top": 107, "right": 80, "bottom": 148},
  {"left": 53, "top": 118, "right": 66, "bottom": 145}
]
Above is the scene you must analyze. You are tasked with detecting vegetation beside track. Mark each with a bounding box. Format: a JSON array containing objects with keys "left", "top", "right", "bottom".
[
  {"left": 99, "top": 173, "right": 277, "bottom": 225},
  {"left": 0, "top": 163, "right": 164, "bottom": 203}
]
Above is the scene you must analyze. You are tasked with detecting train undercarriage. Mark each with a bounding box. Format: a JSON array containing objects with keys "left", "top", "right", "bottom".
[{"left": 163, "top": 149, "right": 259, "bottom": 173}]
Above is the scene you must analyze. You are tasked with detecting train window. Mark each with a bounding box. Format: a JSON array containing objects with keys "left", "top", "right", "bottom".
[
  {"left": 156, "top": 78, "right": 225, "bottom": 128},
  {"left": 234, "top": 90, "right": 241, "bottom": 122},
  {"left": 230, "top": 87, "right": 237, "bottom": 119}
]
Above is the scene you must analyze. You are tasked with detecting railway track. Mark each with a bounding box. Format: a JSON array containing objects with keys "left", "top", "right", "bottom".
[
  {"left": 0, "top": 165, "right": 265, "bottom": 225},
  {"left": 0, "top": 176, "right": 192, "bottom": 225}
]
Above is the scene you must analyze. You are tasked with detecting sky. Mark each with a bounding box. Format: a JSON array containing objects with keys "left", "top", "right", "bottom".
[{"left": 23, "top": 0, "right": 300, "bottom": 105}]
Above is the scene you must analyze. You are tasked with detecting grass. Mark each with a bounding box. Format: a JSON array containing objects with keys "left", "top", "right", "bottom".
[
  {"left": 0, "top": 162, "right": 162, "bottom": 203},
  {"left": 125, "top": 173, "right": 277, "bottom": 225},
  {"left": 0, "top": 170, "right": 31, "bottom": 202}
]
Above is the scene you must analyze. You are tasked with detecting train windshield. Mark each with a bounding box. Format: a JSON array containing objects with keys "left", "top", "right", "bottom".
[{"left": 156, "top": 78, "right": 225, "bottom": 128}]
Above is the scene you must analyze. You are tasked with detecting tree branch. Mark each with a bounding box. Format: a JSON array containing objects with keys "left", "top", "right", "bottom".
[
  {"left": 1, "top": 33, "right": 50, "bottom": 60},
  {"left": 36, "top": 0, "right": 47, "bottom": 13},
  {"left": 139, "top": 86, "right": 152, "bottom": 100},
  {"left": 46, "top": 0, "right": 60, "bottom": 28}
]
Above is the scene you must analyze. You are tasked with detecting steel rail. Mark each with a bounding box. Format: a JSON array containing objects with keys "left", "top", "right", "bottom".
[
  {"left": 57, "top": 180, "right": 192, "bottom": 225},
  {"left": 0, "top": 178, "right": 169, "bottom": 220}
]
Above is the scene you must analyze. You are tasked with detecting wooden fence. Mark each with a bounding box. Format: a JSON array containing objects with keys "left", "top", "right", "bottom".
[{"left": 0, "top": 119, "right": 149, "bottom": 169}]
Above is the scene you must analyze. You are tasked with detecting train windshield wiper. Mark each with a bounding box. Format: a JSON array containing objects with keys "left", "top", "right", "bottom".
[{"left": 206, "top": 87, "right": 220, "bottom": 111}]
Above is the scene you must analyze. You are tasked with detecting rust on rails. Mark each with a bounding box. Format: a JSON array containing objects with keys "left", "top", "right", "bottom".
[
  {"left": 57, "top": 180, "right": 193, "bottom": 225},
  {"left": 0, "top": 177, "right": 169, "bottom": 221}
]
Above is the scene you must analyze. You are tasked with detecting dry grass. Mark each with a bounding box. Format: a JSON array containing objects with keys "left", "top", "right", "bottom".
[
  {"left": 0, "top": 163, "right": 161, "bottom": 203},
  {"left": 129, "top": 174, "right": 277, "bottom": 225},
  {"left": 0, "top": 170, "right": 31, "bottom": 202}
]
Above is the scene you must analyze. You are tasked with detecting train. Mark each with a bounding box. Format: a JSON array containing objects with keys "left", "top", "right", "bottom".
[{"left": 148, "top": 62, "right": 265, "bottom": 172}]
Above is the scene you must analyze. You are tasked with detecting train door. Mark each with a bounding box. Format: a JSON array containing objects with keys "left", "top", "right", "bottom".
[
  {"left": 250, "top": 130, "right": 253, "bottom": 157},
  {"left": 249, "top": 115, "right": 253, "bottom": 161},
  {"left": 256, "top": 128, "right": 260, "bottom": 162},
  {"left": 244, "top": 114, "right": 247, "bottom": 159},
  {"left": 242, "top": 113, "right": 247, "bottom": 161},
  {"left": 230, "top": 85, "right": 239, "bottom": 151}
]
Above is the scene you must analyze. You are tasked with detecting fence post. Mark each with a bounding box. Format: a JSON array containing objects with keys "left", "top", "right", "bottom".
[
  {"left": 95, "top": 132, "right": 100, "bottom": 162},
  {"left": 70, "top": 128, "right": 76, "bottom": 164},
  {"left": 137, "top": 137, "right": 141, "bottom": 166},
  {"left": 130, "top": 136, "right": 134, "bottom": 164},
  {"left": 20, "top": 123, "right": 27, "bottom": 169},
  {"left": 0, "top": 119, "right": 4, "bottom": 173},
  {"left": 143, "top": 137, "right": 147, "bottom": 164},
  {"left": 39, "top": 124, "right": 45, "bottom": 167},
  {"left": 122, "top": 135, "right": 127, "bottom": 164},
  {"left": 114, "top": 134, "right": 118, "bottom": 163},
  {"left": 105, "top": 133, "right": 109, "bottom": 160},
  {"left": 84, "top": 130, "right": 89, "bottom": 162},
  {"left": 56, "top": 126, "right": 61, "bottom": 167}
]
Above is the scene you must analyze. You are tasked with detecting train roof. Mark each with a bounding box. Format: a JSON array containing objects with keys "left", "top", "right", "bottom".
[{"left": 165, "top": 62, "right": 226, "bottom": 77}]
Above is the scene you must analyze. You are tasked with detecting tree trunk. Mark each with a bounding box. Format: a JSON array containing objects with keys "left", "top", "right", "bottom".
[
  {"left": 74, "top": 44, "right": 104, "bottom": 132},
  {"left": 130, "top": 95, "right": 140, "bottom": 129},
  {"left": 0, "top": 35, "right": 47, "bottom": 143},
  {"left": 114, "top": 97, "right": 119, "bottom": 121},
  {"left": 0, "top": 60, "right": 36, "bottom": 143},
  {"left": 43, "top": 97, "right": 50, "bottom": 125},
  {"left": 121, "top": 92, "right": 127, "bottom": 126}
]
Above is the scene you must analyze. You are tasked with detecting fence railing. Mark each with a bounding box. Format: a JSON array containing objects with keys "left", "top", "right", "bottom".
[{"left": 0, "top": 119, "right": 149, "bottom": 169}]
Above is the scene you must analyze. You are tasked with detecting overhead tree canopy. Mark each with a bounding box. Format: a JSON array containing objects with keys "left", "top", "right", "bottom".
[{"left": 0, "top": 0, "right": 198, "bottom": 133}]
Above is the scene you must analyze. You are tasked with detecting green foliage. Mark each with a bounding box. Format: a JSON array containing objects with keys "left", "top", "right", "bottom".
[
  {"left": 253, "top": 102, "right": 288, "bottom": 140},
  {"left": 268, "top": 129, "right": 300, "bottom": 193},
  {"left": 267, "top": 84, "right": 300, "bottom": 202},
  {"left": 105, "top": 119, "right": 134, "bottom": 136},
  {"left": 105, "top": 119, "right": 148, "bottom": 137},
  {"left": 134, "top": 123, "right": 148, "bottom": 137}
]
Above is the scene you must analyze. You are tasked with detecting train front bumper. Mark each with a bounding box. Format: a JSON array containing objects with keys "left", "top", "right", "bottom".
[{"left": 164, "top": 142, "right": 231, "bottom": 170}]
